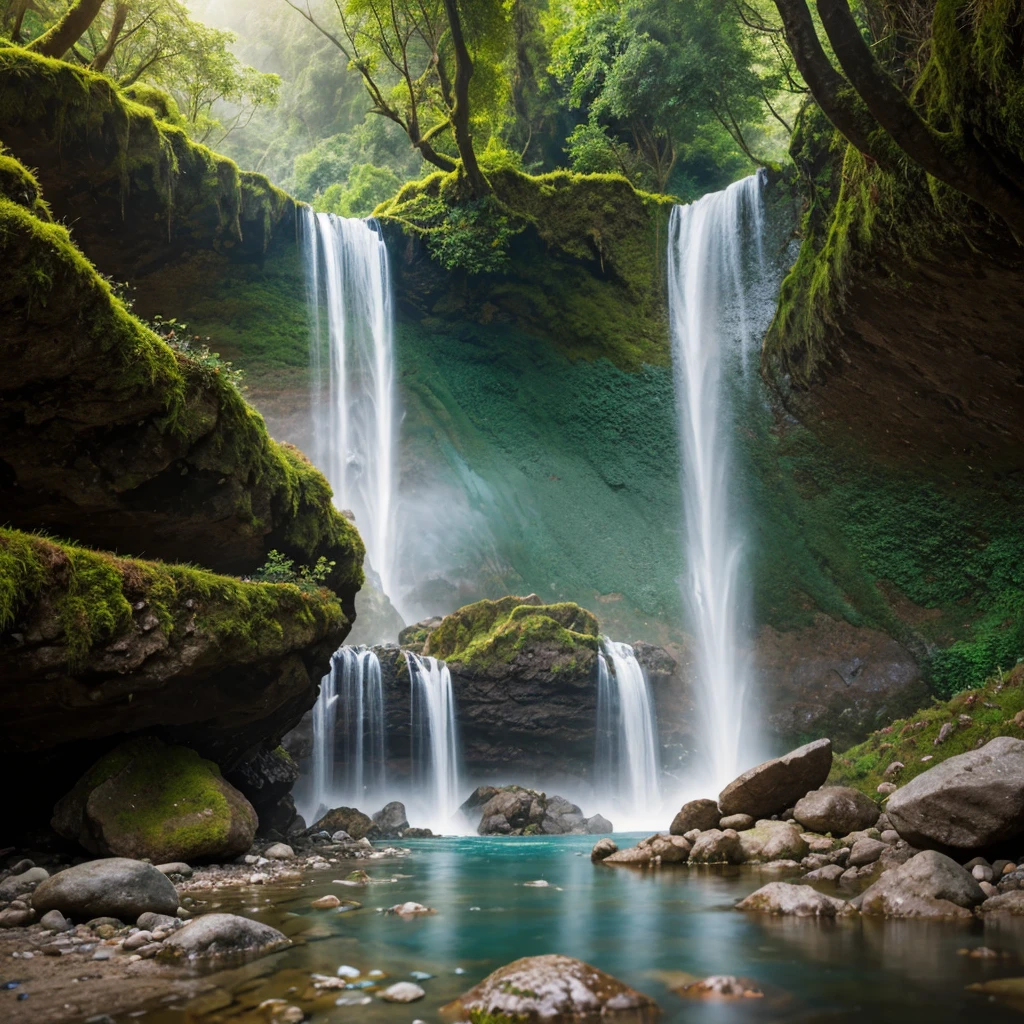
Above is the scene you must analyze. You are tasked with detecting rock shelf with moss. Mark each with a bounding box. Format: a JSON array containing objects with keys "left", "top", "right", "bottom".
[{"left": 0, "top": 149, "right": 363, "bottom": 605}]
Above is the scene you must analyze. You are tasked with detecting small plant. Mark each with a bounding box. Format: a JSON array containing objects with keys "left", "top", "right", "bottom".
[
  {"left": 149, "top": 315, "right": 246, "bottom": 392},
  {"left": 252, "top": 550, "right": 336, "bottom": 593}
]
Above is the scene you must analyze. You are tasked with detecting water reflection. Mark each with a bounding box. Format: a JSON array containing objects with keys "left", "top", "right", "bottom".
[{"left": 119, "top": 836, "right": 1024, "bottom": 1024}]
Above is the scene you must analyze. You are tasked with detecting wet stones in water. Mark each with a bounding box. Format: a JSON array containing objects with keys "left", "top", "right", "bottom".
[
  {"left": 736, "top": 821, "right": 807, "bottom": 863},
  {"left": 591, "top": 838, "right": 618, "bottom": 862},
  {"left": 155, "top": 862, "right": 193, "bottom": 878},
  {"left": 264, "top": 844, "right": 295, "bottom": 860},
  {"left": 688, "top": 829, "right": 743, "bottom": 865},
  {"left": 886, "top": 737, "right": 1024, "bottom": 850},
  {"left": 793, "top": 787, "right": 880, "bottom": 836},
  {"left": 855, "top": 850, "right": 984, "bottom": 919},
  {"left": 670, "top": 799, "right": 721, "bottom": 835},
  {"left": 162, "top": 913, "right": 289, "bottom": 959},
  {"left": 737, "top": 882, "right": 855, "bottom": 917},
  {"left": 385, "top": 902, "right": 434, "bottom": 917},
  {"left": 309, "top": 807, "right": 372, "bottom": 840},
  {"left": 367, "top": 802, "right": 410, "bottom": 840},
  {"left": 312, "top": 895, "right": 342, "bottom": 909},
  {"left": 718, "top": 739, "right": 832, "bottom": 819},
  {"left": 32, "top": 859, "right": 178, "bottom": 921},
  {"left": 674, "top": 975, "right": 764, "bottom": 1000},
  {"left": 446, "top": 954, "right": 658, "bottom": 1023},
  {"left": 380, "top": 982, "right": 426, "bottom": 1003}
]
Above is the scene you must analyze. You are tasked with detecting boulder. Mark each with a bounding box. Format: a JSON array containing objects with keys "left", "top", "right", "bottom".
[
  {"left": 163, "top": 913, "right": 288, "bottom": 958},
  {"left": 981, "top": 891, "right": 1024, "bottom": 915},
  {"left": 380, "top": 982, "right": 426, "bottom": 1003},
  {"left": 719, "top": 814, "right": 754, "bottom": 831},
  {"left": 137, "top": 912, "right": 179, "bottom": 931},
  {"left": 856, "top": 850, "right": 984, "bottom": 919},
  {"left": 263, "top": 844, "right": 294, "bottom": 861},
  {"left": 52, "top": 738, "right": 257, "bottom": 863},
  {"left": 591, "top": 839, "right": 618, "bottom": 862},
  {"left": 638, "top": 833, "right": 691, "bottom": 863},
  {"left": 793, "top": 787, "right": 879, "bottom": 836},
  {"left": 736, "top": 821, "right": 808, "bottom": 863},
  {"left": 669, "top": 799, "right": 721, "bottom": 836},
  {"left": 847, "top": 838, "right": 887, "bottom": 867},
  {"left": 885, "top": 737, "right": 1024, "bottom": 850},
  {"left": 155, "top": 862, "right": 193, "bottom": 877},
  {"left": 585, "top": 814, "right": 613, "bottom": 834},
  {"left": 444, "top": 954, "right": 658, "bottom": 1022},
  {"left": 32, "top": 859, "right": 179, "bottom": 921},
  {"left": 367, "top": 801, "right": 410, "bottom": 840},
  {"left": 737, "top": 882, "right": 854, "bottom": 917},
  {"left": 0, "top": 866, "right": 49, "bottom": 900},
  {"left": 309, "top": 806, "right": 372, "bottom": 840},
  {"left": 688, "top": 829, "right": 743, "bottom": 865},
  {"left": 603, "top": 846, "right": 657, "bottom": 866},
  {"left": 718, "top": 740, "right": 832, "bottom": 818}
]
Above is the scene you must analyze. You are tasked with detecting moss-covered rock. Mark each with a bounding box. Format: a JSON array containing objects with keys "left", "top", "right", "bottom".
[
  {"left": 0, "top": 148, "right": 363, "bottom": 605},
  {"left": 53, "top": 737, "right": 257, "bottom": 862},
  {"left": 829, "top": 662, "right": 1024, "bottom": 796},
  {"left": 0, "top": 526, "right": 343, "bottom": 827}
]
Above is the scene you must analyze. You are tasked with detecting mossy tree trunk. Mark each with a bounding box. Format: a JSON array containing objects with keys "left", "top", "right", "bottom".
[
  {"left": 442, "top": 0, "right": 490, "bottom": 197},
  {"left": 26, "top": 0, "right": 106, "bottom": 59}
]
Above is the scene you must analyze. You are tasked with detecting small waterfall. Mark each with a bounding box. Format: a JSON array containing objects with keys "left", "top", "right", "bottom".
[
  {"left": 310, "top": 645, "right": 386, "bottom": 820},
  {"left": 302, "top": 209, "right": 399, "bottom": 608},
  {"left": 667, "top": 172, "right": 769, "bottom": 792},
  {"left": 404, "top": 652, "right": 461, "bottom": 832},
  {"left": 596, "top": 639, "right": 661, "bottom": 823}
]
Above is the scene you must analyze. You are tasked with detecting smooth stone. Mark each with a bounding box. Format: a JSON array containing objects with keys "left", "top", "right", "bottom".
[
  {"left": 39, "top": 909, "right": 70, "bottom": 932},
  {"left": 793, "top": 787, "right": 879, "bottom": 836},
  {"left": 32, "top": 859, "right": 178, "bottom": 921},
  {"left": 981, "top": 891, "right": 1024, "bottom": 915},
  {"left": 0, "top": 909, "right": 34, "bottom": 928},
  {"left": 155, "top": 863, "right": 192, "bottom": 878},
  {"left": 803, "top": 864, "right": 845, "bottom": 882},
  {"left": 736, "top": 881, "right": 854, "bottom": 917},
  {"left": 719, "top": 739, "right": 832, "bottom": 819},
  {"left": 123, "top": 930, "right": 155, "bottom": 950},
  {"left": 445, "top": 954, "right": 658, "bottom": 1021},
  {"left": 312, "top": 895, "right": 341, "bottom": 909},
  {"left": 856, "top": 850, "right": 984, "bottom": 918},
  {"left": 688, "top": 829, "right": 743, "bottom": 865},
  {"left": 590, "top": 838, "right": 618, "bottom": 862},
  {"left": 162, "top": 913, "right": 289, "bottom": 958},
  {"left": 719, "top": 814, "right": 755, "bottom": 831},
  {"left": 669, "top": 799, "right": 721, "bottom": 836},
  {"left": 387, "top": 902, "right": 434, "bottom": 916},
  {"left": 0, "top": 866, "right": 50, "bottom": 900},
  {"left": 137, "top": 912, "right": 179, "bottom": 931},
  {"left": 380, "top": 982, "right": 426, "bottom": 1003},
  {"left": 736, "top": 821, "right": 808, "bottom": 863},
  {"left": 848, "top": 838, "right": 888, "bottom": 867}
]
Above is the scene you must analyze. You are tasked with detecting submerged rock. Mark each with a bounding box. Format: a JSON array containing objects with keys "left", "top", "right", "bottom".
[
  {"left": 793, "top": 787, "right": 879, "bottom": 836},
  {"left": 32, "top": 859, "right": 179, "bottom": 921},
  {"left": 688, "top": 829, "right": 743, "bottom": 865},
  {"left": 445, "top": 954, "right": 658, "bottom": 1022},
  {"left": 718, "top": 740, "right": 832, "bottom": 819},
  {"left": 467, "top": 786, "right": 609, "bottom": 837},
  {"left": 52, "top": 737, "right": 257, "bottom": 864},
  {"left": 162, "top": 913, "right": 289, "bottom": 958},
  {"left": 856, "top": 850, "right": 984, "bottom": 919},
  {"left": 591, "top": 838, "right": 618, "bottom": 862},
  {"left": 380, "top": 982, "right": 426, "bottom": 1003},
  {"left": 674, "top": 975, "right": 764, "bottom": 1000},
  {"left": 885, "top": 737, "right": 1024, "bottom": 850},
  {"left": 737, "top": 882, "right": 854, "bottom": 917}
]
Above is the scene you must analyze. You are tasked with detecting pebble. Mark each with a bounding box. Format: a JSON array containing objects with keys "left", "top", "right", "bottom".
[
  {"left": 123, "top": 931, "right": 154, "bottom": 951},
  {"left": 368, "top": 969, "right": 386, "bottom": 977},
  {"left": 973, "top": 865, "right": 994, "bottom": 882},
  {"left": 454, "top": 968, "right": 466, "bottom": 975},
  {"left": 39, "top": 909, "right": 69, "bottom": 932},
  {"left": 335, "top": 995, "right": 372, "bottom": 1006},
  {"left": 380, "top": 982, "right": 426, "bottom": 1003},
  {"left": 523, "top": 880, "right": 549, "bottom": 887},
  {"left": 409, "top": 971, "right": 433, "bottom": 980},
  {"left": 337, "top": 965, "right": 361, "bottom": 978},
  {"left": 311, "top": 895, "right": 341, "bottom": 909},
  {"left": 92, "top": 949, "right": 113, "bottom": 961}
]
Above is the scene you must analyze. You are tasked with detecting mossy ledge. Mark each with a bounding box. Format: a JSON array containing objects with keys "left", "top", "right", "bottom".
[
  {"left": 375, "top": 167, "right": 676, "bottom": 370},
  {"left": 829, "top": 661, "right": 1024, "bottom": 796},
  {"left": 425, "top": 594, "right": 600, "bottom": 675},
  {"left": 0, "top": 149, "right": 363, "bottom": 605},
  {"left": 0, "top": 525, "right": 345, "bottom": 775}
]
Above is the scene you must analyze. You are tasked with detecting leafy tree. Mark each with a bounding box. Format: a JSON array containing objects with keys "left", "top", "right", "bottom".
[{"left": 312, "top": 161, "right": 402, "bottom": 216}]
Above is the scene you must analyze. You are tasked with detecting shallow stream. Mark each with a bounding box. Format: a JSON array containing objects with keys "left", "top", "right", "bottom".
[{"left": 124, "top": 835, "right": 1024, "bottom": 1023}]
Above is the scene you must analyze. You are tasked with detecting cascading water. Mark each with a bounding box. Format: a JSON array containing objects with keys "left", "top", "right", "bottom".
[
  {"left": 667, "top": 172, "right": 771, "bottom": 794},
  {"left": 302, "top": 209, "right": 399, "bottom": 607},
  {"left": 404, "top": 652, "right": 461, "bottom": 833},
  {"left": 595, "top": 638, "right": 661, "bottom": 825},
  {"left": 309, "top": 645, "right": 386, "bottom": 821}
]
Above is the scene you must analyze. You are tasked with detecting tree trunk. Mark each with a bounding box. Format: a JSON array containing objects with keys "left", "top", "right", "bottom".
[
  {"left": 27, "top": 0, "right": 106, "bottom": 59},
  {"left": 8, "top": 0, "right": 32, "bottom": 42},
  {"left": 441, "top": 0, "right": 489, "bottom": 197},
  {"left": 415, "top": 137, "right": 458, "bottom": 173},
  {"left": 771, "top": 0, "right": 881, "bottom": 161},
  {"left": 816, "top": 0, "right": 1024, "bottom": 239},
  {"left": 90, "top": 1, "right": 128, "bottom": 72}
]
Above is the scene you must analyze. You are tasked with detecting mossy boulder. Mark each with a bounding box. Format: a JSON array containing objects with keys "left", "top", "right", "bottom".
[{"left": 53, "top": 737, "right": 257, "bottom": 862}]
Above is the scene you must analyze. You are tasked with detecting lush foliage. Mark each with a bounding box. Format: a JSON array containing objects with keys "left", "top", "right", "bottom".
[{"left": 252, "top": 549, "right": 338, "bottom": 594}]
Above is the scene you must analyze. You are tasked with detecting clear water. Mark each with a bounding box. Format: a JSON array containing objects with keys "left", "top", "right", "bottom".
[{"left": 124, "top": 836, "right": 1024, "bottom": 1023}]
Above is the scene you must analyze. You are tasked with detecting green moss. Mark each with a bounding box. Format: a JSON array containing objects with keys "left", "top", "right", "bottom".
[
  {"left": 425, "top": 596, "right": 600, "bottom": 672},
  {"left": 830, "top": 662, "right": 1024, "bottom": 794},
  {"left": 0, "top": 527, "right": 347, "bottom": 666},
  {"left": 375, "top": 167, "right": 675, "bottom": 369}
]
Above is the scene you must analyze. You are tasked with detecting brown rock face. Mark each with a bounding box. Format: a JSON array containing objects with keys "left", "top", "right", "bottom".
[
  {"left": 670, "top": 799, "right": 721, "bottom": 835},
  {"left": 793, "top": 787, "right": 880, "bottom": 836},
  {"left": 718, "top": 739, "right": 833, "bottom": 818}
]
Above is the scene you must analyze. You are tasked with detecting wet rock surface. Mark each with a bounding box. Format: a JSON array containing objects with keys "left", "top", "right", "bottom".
[
  {"left": 461, "top": 786, "right": 611, "bottom": 836},
  {"left": 718, "top": 739, "right": 833, "bottom": 818},
  {"left": 793, "top": 786, "right": 879, "bottom": 836},
  {"left": 31, "top": 860, "right": 179, "bottom": 922}
]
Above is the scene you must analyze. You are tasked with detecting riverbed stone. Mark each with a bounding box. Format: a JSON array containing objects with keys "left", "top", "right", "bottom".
[
  {"left": 848, "top": 838, "right": 888, "bottom": 867},
  {"left": 162, "top": 913, "right": 288, "bottom": 958},
  {"left": 793, "top": 787, "right": 879, "bottom": 836},
  {"left": 445, "top": 954, "right": 658, "bottom": 1022},
  {"left": 856, "top": 850, "right": 984, "bottom": 918},
  {"left": 718, "top": 739, "right": 832, "bottom": 818},
  {"left": 981, "top": 891, "right": 1024, "bottom": 915},
  {"left": 309, "top": 807, "right": 372, "bottom": 840},
  {"left": 380, "top": 982, "right": 426, "bottom": 1003},
  {"left": 885, "top": 737, "right": 1024, "bottom": 850},
  {"left": 591, "top": 838, "right": 618, "bottom": 862},
  {"left": 39, "top": 909, "right": 70, "bottom": 931},
  {"left": 32, "top": 859, "right": 178, "bottom": 921},
  {"left": 719, "top": 814, "right": 755, "bottom": 831},
  {"left": 689, "top": 828, "right": 743, "bottom": 864},
  {"left": 0, "top": 866, "right": 49, "bottom": 900},
  {"left": 736, "top": 882, "right": 854, "bottom": 917},
  {"left": 737, "top": 821, "right": 808, "bottom": 863},
  {"left": 670, "top": 799, "right": 721, "bottom": 835},
  {"left": 367, "top": 802, "right": 410, "bottom": 840}
]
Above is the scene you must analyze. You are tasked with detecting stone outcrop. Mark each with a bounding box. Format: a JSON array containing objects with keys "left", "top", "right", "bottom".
[
  {"left": 603, "top": 833, "right": 690, "bottom": 867},
  {"left": 719, "top": 740, "right": 833, "bottom": 818},
  {"left": 444, "top": 954, "right": 658, "bottom": 1023},
  {"left": 460, "top": 786, "right": 610, "bottom": 836},
  {"left": 52, "top": 738, "right": 257, "bottom": 863},
  {"left": 885, "top": 737, "right": 1024, "bottom": 850},
  {"left": 670, "top": 799, "right": 721, "bottom": 835}
]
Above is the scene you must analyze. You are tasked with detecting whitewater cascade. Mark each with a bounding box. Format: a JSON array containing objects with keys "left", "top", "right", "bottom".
[
  {"left": 668, "top": 172, "right": 769, "bottom": 793},
  {"left": 596, "top": 639, "right": 661, "bottom": 823},
  {"left": 404, "top": 652, "right": 461, "bottom": 832},
  {"left": 310, "top": 646, "right": 386, "bottom": 819},
  {"left": 302, "top": 209, "right": 399, "bottom": 605}
]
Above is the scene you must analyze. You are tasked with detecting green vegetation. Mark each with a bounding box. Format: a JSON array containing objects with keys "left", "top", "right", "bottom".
[
  {"left": 426, "top": 595, "right": 599, "bottom": 673},
  {"left": 253, "top": 549, "right": 337, "bottom": 593},
  {"left": 0, "top": 526, "right": 347, "bottom": 667},
  {"left": 830, "top": 663, "right": 1024, "bottom": 794}
]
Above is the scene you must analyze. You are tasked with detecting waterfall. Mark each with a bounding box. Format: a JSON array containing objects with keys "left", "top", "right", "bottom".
[
  {"left": 310, "top": 646, "right": 386, "bottom": 820},
  {"left": 302, "top": 209, "right": 399, "bottom": 607},
  {"left": 404, "top": 652, "right": 461, "bottom": 832},
  {"left": 667, "top": 172, "right": 769, "bottom": 793},
  {"left": 596, "top": 639, "right": 661, "bottom": 824}
]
